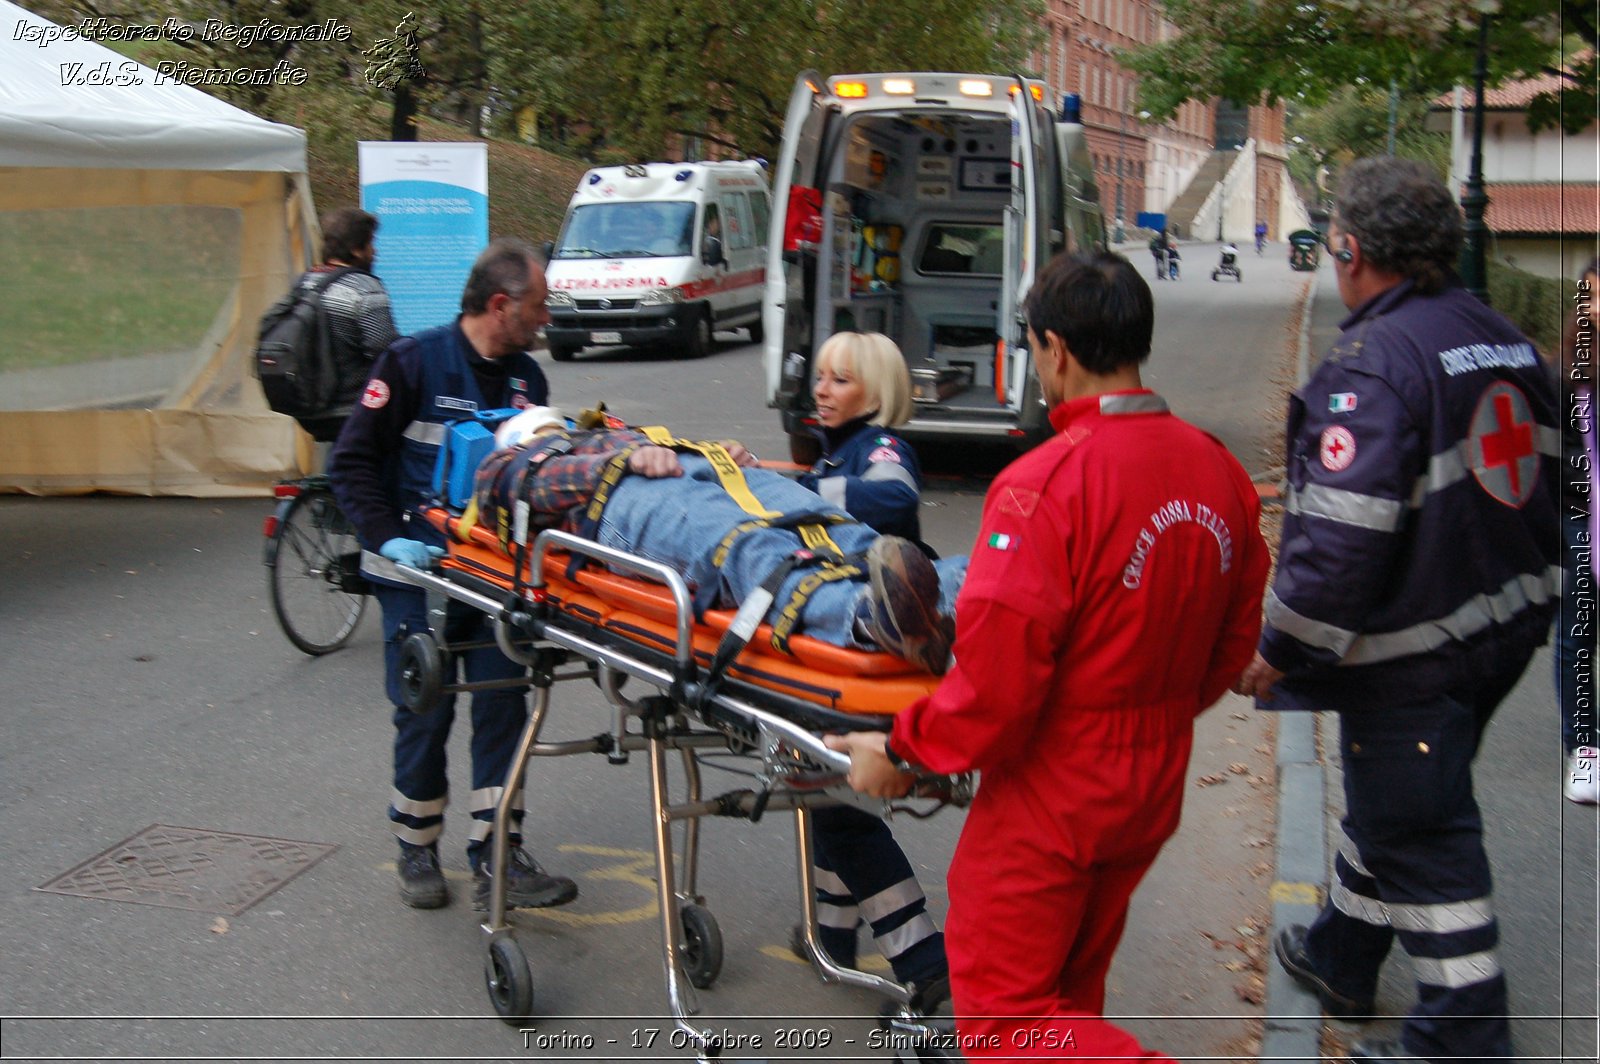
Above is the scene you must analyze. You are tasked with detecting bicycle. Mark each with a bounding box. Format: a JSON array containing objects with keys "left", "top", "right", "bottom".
[{"left": 262, "top": 473, "right": 370, "bottom": 655}]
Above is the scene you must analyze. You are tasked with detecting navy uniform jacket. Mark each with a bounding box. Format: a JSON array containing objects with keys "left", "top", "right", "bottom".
[
  {"left": 1261, "top": 279, "right": 1560, "bottom": 712},
  {"left": 798, "top": 419, "right": 922, "bottom": 541},
  {"left": 329, "top": 319, "right": 548, "bottom": 552}
]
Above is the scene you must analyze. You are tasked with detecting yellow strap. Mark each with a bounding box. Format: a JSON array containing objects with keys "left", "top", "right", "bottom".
[
  {"left": 638, "top": 425, "right": 853, "bottom": 557},
  {"left": 770, "top": 562, "right": 865, "bottom": 653},
  {"left": 583, "top": 444, "right": 642, "bottom": 530},
  {"left": 455, "top": 496, "right": 480, "bottom": 542},
  {"left": 638, "top": 426, "right": 781, "bottom": 520}
]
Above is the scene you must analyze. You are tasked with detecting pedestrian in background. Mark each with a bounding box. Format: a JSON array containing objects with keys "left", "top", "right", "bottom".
[
  {"left": 828, "top": 251, "right": 1270, "bottom": 1059},
  {"left": 1554, "top": 257, "right": 1599, "bottom": 804},
  {"left": 329, "top": 238, "right": 577, "bottom": 913},
  {"left": 294, "top": 207, "right": 401, "bottom": 444},
  {"left": 1237, "top": 157, "right": 1561, "bottom": 1064}
]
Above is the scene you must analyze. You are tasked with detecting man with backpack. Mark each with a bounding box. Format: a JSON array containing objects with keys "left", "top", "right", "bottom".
[{"left": 256, "top": 208, "right": 399, "bottom": 442}]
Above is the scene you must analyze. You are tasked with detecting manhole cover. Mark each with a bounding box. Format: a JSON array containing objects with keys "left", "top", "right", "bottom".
[{"left": 36, "top": 824, "right": 337, "bottom": 916}]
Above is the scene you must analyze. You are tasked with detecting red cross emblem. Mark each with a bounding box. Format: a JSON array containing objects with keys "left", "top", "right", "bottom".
[
  {"left": 1320, "top": 426, "right": 1356, "bottom": 472},
  {"left": 1470, "top": 381, "right": 1539, "bottom": 507},
  {"left": 360, "top": 379, "right": 390, "bottom": 409}
]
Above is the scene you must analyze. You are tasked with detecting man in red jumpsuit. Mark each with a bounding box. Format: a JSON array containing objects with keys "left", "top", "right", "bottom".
[{"left": 829, "top": 251, "right": 1271, "bottom": 1060}]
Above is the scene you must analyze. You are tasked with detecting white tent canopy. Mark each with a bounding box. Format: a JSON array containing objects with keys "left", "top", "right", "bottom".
[{"left": 0, "top": 0, "right": 319, "bottom": 496}]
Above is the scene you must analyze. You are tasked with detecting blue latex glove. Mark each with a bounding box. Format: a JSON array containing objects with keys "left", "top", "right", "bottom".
[{"left": 379, "top": 537, "right": 445, "bottom": 569}]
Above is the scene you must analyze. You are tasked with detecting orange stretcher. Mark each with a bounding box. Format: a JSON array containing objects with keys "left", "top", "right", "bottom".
[
  {"left": 359, "top": 511, "right": 965, "bottom": 1062},
  {"left": 423, "top": 504, "right": 941, "bottom": 719}
]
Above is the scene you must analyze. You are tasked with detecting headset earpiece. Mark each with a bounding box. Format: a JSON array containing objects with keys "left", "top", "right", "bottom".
[{"left": 1332, "top": 245, "right": 1354, "bottom": 264}]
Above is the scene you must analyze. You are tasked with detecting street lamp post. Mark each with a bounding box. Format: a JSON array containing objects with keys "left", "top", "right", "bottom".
[
  {"left": 1460, "top": 11, "right": 1492, "bottom": 305},
  {"left": 1115, "top": 107, "right": 1128, "bottom": 243}
]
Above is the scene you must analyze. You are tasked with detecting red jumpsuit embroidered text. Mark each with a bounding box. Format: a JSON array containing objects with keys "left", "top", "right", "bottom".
[{"left": 890, "top": 390, "right": 1271, "bottom": 1057}]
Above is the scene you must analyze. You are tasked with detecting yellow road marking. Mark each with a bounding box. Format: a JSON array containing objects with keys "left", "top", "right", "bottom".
[{"left": 1270, "top": 881, "right": 1323, "bottom": 905}]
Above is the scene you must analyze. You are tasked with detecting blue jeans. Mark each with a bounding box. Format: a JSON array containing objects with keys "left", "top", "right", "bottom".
[{"left": 593, "top": 456, "right": 966, "bottom": 646}]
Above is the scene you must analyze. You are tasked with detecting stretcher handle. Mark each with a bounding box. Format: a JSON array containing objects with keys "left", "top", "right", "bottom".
[
  {"left": 530, "top": 528, "right": 696, "bottom": 672},
  {"left": 714, "top": 692, "right": 855, "bottom": 775}
]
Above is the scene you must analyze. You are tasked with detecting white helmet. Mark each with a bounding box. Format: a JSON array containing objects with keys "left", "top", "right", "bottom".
[{"left": 494, "top": 406, "right": 567, "bottom": 449}]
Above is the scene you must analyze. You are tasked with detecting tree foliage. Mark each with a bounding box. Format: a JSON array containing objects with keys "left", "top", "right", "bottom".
[
  {"left": 25, "top": 0, "right": 1046, "bottom": 159},
  {"left": 1285, "top": 87, "right": 1452, "bottom": 208},
  {"left": 1124, "top": 0, "right": 1592, "bottom": 135},
  {"left": 486, "top": 0, "right": 1045, "bottom": 160}
]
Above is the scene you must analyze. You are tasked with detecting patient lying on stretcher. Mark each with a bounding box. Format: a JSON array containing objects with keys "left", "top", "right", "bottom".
[{"left": 469, "top": 407, "right": 966, "bottom": 675}]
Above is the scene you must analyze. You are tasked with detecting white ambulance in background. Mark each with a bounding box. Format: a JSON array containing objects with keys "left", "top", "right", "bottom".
[
  {"left": 763, "top": 72, "right": 1106, "bottom": 461},
  {"left": 543, "top": 160, "right": 771, "bottom": 361}
]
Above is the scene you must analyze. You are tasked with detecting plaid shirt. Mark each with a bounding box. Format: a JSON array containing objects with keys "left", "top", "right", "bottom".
[{"left": 522, "top": 428, "right": 652, "bottom": 530}]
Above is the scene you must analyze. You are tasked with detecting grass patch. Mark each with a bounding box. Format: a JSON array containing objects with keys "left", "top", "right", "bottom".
[
  {"left": 3, "top": 89, "right": 591, "bottom": 374},
  {"left": 0, "top": 206, "right": 240, "bottom": 370},
  {"left": 295, "top": 96, "right": 590, "bottom": 249}
]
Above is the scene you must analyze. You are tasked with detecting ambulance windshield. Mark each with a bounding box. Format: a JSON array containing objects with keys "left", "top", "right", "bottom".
[{"left": 554, "top": 202, "right": 697, "bottom": 259}]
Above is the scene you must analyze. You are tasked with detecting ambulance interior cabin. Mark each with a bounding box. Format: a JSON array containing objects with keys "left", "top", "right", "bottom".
[{"left": 814, "top": 112, "right": 1021, "bottom": 414}]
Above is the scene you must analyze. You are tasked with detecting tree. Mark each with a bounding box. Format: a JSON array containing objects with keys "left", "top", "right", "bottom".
[
  {"left": 1124, "top": 0, "right": 1592, "bottom": 135},
  {"left": 489, "top": 0, "right": 1045, "bottom": 161},
  {"left": 1286, "top": 88, "right": 1452, "bottom": 203}
]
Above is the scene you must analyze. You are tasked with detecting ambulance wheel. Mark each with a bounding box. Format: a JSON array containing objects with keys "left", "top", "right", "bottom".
[
  {"left": 1235, "top": 269, "right": 1243, "bottom": 282},
  {"left": 747, "top": 318, "right": 764, "bottom": 345},
  {"left": 1211, "top": 270, "right": 1219, "bottom": 281},
  {"left": 485, "top": 936, "right": 534, "bottom": 1024},
  {"left": 548, "top": 343, "right": 578, "bottom": 362},
  {"left": 398, "top": 632, "right": 446, "bottom": 713},
  {"left": 684, "top": 312, "right": 714, "bottom": 360},
  {"left": 679, "top": 903, "right": 723, "bottom": 989},
  {"left": 788, "top": 431, "right": 822, "bottom": 466}
]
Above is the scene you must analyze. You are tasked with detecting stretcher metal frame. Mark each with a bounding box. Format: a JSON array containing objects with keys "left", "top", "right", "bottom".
[{"left": 363, "top": 528, "right": 969, "bottom": 1062}]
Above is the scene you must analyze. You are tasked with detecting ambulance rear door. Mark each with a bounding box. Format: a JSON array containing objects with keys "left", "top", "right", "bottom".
[
  {"left": 998, "top": 78, "right": 1055, "bottom": 421},
  {"left": 764, "top": 71, "right": 836, "bottom": 411}
]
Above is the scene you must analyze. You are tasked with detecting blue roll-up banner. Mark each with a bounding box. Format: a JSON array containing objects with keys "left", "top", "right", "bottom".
[{"left": 359, "top": 142, "right": 489, "bottom": 336}]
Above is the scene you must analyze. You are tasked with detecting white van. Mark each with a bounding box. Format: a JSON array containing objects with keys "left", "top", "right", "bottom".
[
  {"left": 763, "top": 72, "right": 1106, "bottom": 460},
  {"left": 544, "top": 160, "right": 771, "bottom": 361}
]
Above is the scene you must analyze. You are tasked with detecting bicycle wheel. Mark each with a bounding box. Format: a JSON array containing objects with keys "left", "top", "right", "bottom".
[{"left": 267, "top": 487, "right": 368, "bottom": 655}]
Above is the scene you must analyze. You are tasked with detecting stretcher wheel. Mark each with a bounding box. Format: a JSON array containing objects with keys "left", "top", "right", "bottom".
[
  {"left": 398, "top": 632, "right": 446, "bottom": 713},
  {"left": 679, "top": 903, "right": 723, "bottom": 988},
  {"left": 485, "top": 936, "right": 533, "bottom": 1023}
]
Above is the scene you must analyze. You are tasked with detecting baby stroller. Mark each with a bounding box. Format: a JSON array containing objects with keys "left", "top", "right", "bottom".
[
  {"left": 1162, "top": 244, "right": 1181, "bottom": 280},
  {"left": 1212, "top": 244, "right": 1242, "bottom": 282}
]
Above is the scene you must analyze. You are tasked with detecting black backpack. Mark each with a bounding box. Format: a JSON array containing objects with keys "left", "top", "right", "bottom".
[{"left": 254, "top": 267, "right": 356, "bottom": 421}]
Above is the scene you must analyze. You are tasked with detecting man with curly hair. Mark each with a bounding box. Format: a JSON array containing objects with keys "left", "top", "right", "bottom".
[{"left": 1237, "top": 157, "right": 1560, "bottom": 1064}]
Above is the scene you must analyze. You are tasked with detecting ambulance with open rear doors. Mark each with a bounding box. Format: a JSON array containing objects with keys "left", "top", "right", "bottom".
[{"left": 763, "top": 72, "right": 1106, "bottom": 461}]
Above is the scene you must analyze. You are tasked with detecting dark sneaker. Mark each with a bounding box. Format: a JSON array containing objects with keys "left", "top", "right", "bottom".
[
  {"left": 1348, "top": 1037, "right": 1426, "bottom": 1064},
  {"left": 863, "top": 536, "right": 953, "bottom": 675},
  {"left": 396, "top": 844, "right": 448, "bottom": 909},
  {"left": 1274, "top": 924, "right": 1375, "bottom": 1021},
  {"left": 472, "top": 847, "right": 578, "bottom": 912}
]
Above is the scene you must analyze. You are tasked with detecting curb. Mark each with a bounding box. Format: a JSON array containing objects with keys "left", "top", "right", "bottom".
[{"left": 1260, "top": 273, "right": 1328, "bottom": 1064}]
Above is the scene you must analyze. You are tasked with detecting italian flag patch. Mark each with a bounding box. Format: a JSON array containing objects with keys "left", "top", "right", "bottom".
[{"left": 987, "top": 532, "right": 1018, "bottom": 550}]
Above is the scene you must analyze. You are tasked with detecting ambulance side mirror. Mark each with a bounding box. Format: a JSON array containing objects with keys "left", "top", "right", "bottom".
[
  {"left": 702, "top": 236, "right": 725, "bottom": 267},
  {"left": 540, "top": 240, "right": 555, "bottom": 265}
]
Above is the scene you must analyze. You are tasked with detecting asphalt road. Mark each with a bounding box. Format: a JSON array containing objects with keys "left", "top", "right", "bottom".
[{"left": 18, "top": 243, "right": 1587, "bottom": 1064}]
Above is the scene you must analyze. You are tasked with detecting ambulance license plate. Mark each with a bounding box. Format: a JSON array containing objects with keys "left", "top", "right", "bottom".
[{"left": 590, "top": 331, "right": 622, "bottom": 344}]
